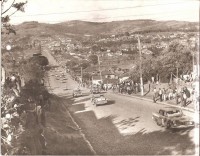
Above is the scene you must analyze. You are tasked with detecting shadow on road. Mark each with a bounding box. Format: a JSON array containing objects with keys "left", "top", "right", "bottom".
[
  {"left": 115, "top": 116, "right": 140, "bottom": 127},
  {"left": 67, "top": 99, "right": 195, "bottom": 155},
  {"left": 170, "top": 126, "right": 194, "bottom": 133},
  {"left": 106, "top": 100, "right": 116, "bottom": 105},
  {"left": 74, "top": 97, "right": 91, "bottom": 104},
  {"left": 46, "top": 92, "right": 195, "bottom": 155}
]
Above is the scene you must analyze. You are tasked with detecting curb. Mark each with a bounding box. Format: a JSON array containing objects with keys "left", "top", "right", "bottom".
[
  {"left": 113, "top": 92, "right": 196, "bottom": 113},
  {"left": 44, "top": 52, "right": 97, "bottom": 155}
]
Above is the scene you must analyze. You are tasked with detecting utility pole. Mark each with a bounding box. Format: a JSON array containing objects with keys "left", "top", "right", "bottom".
[
  {"left": 176, "top": 67, "right": 179, "bottom": 84},
  {"left": 192, "top": 53, "right": 195, "bottom": 76},
  {"left": 97, "top": 55, "right": 102, "bottom": 83},
  {"left": 137, "top": 35, "right": 144, "bottom": 96},
  {"left": 81, "top": 67, "right": 83, "bottom": 87}
]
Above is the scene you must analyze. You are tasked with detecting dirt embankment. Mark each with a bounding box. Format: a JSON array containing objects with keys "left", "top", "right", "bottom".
[{"left": 43, "top": 93, "right": 93, "bottom": 155}]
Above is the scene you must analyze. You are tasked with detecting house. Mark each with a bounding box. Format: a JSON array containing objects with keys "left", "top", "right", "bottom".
[
  {"left": 101, "top": 70, "right": 118, "bottom": 79},
  {"left": 119, "top": 76, "right": 130, "bottom": 83},
  {"left": 92, "top": 75, "right": 102, "bottom": 85}
]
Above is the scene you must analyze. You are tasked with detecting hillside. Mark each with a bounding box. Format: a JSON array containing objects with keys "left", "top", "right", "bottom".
[{"left": 8, "top": 20, "right": 200, "bottom": 36}]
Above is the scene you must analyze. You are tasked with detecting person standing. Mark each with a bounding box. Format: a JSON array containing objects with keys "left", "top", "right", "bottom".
[
  {"left": 168, "top": 87, "right": 173, "bottom": 100},
  {"left": 151, "top": 76, "right": 155, "bottom": 84},
  {"left": 138, "top": 83, "right": 141, "bottom": 92},
  {"left": 36, "top": 105, "right": 42, "bottom": 124},
  {"left": 183, "top": 91, "right": 187, "bottom": 107},
  {"left": 158, "top": 88, "right": 163, "bottom": 102},
  {"left": 162, "top": 88, "right": 166, "bottom": 101},
  {"left": 135, "top": 83, "right": 138, "bottom": 94},
  {"left": 175, "top": 88, "right": 180, "bottom": 104},
  {"left": 153, "top": 87, "right": 157, "bottom": 103},
  {"left": 156, "top": 74, "right": 160, "bottom": 85}
]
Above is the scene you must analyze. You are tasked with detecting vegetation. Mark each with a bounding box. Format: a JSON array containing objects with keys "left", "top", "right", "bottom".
[
  {"left": 88, "top": 54, "right": 98, "bottom": 65},
  {"left": 1, "top": 0, "right": 27, "bottom": 35},
  {"left": 130, "top": 41, "right": 194, "bottom": 83}
]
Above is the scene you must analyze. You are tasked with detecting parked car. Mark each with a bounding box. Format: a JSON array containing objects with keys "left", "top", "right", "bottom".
[
  {"left": 152, "top": 107, "right": 195, "bottom": 129},
  {"left": 92, "top": 94, "right": 107, "bottom": 106},
  {"left": 73, "top": 89, "right": 82, "bottom": 98}
]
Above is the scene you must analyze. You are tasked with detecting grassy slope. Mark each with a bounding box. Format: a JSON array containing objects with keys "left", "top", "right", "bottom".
[{"left": 43, "top": 94, "right": 93, "bottom": 155}]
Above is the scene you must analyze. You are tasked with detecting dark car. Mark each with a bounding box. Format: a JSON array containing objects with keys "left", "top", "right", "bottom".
[
  {"left": 152, "top": 107, "right": 195, "bottom": 129},
  {"left": 91, "top": 87, "right": 100, "bottom": 94}
]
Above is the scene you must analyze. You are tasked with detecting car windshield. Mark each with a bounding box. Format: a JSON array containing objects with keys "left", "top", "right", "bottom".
[
  {"left": 167, "top": 110, "right": 180, "bottom": 114},
  {"left": 166, "top": 110, "right": 182, "bottom": 117}
]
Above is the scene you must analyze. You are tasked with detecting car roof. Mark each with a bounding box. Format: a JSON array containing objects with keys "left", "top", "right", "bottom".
[
  {"left": 93, "top": 94, "right": 104, "bottom": 97},
  {"left": 160, "top": 107, "right": 181, "bottom": 112}
]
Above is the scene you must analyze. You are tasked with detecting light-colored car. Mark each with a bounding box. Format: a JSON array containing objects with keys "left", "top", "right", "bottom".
[
  {"left": 92, "top": 94, "right": 107, "bottom": 106},
  {"left": 73, "top": 89, "right": 82, "bottom": 98},
  {"left": 152, "top": 107, "right": 195, "bottom": 129}
]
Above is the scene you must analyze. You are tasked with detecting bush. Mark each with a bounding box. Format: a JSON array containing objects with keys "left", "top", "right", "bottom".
[{"left": 29, "top": 55, "right": 49, "bottom": 66}]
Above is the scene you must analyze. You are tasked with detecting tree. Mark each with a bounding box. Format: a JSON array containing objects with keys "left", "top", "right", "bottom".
[
  {"left": 158, "top": 41, "right": 193, "bottom": 82},
  {"left": 88, "top": 54, "right": 98, "bottom": 65},
  {"left": 91, "top": 44, "right": 99, "bottom": 52},
  {"left": 29, "top": 55, "right": 49, "bottom": 66},
  {"left": 78, "top": 61, "right": 90, "bottom": 69},
  {"left": 19, "top": 62, "right": 44, "bottom": 83},
  {"left": 1, "top": 0, "right": 27, "bottom": 35},
  {"left": 66, "top": 59, "right": 79, "bottom": 68},
  {"left": 83, "top": 72, "right": 91, "bottom": 80},
  {"left": 124, "top": 32, "right": 130, "bottom": 36}
]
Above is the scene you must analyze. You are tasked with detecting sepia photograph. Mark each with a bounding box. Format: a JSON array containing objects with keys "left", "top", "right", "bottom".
[{"left": 1, "top": 0, "right": 199, "bottom": 155}]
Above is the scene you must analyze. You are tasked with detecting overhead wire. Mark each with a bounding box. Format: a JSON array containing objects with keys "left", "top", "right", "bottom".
[
  {"left": 12, "top": 1, "right": 189, "bottom": 17},
  {"left": 12, "top": 9, "right": 193, "bottom": 24}
]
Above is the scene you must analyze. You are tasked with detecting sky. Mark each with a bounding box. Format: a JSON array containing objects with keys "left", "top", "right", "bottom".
[{"left": 2, "top": 0, "right": 199, "bottom": 24}]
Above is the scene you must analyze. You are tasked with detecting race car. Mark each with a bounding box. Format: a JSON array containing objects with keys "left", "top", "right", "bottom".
[
  {"left": 73, "top": 89, "right": 82, "bottom": 98},
  {"left": 91, "top": 87, "right": 100, "bottom": 94},
  {"left": 152, "top": 107, "right": 195, "bottom": 129},
  {"left": 92, "top": 94, "right": 107, "bottom": 106}
]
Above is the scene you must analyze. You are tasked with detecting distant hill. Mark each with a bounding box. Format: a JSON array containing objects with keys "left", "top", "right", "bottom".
[{"left": 2, "top": 20, "right": 199, "bottom": 43}]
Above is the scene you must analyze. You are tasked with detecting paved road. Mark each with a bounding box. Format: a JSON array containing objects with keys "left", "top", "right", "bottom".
[{"left": 43, "top": 48, "right": 198, "bottom": 155}]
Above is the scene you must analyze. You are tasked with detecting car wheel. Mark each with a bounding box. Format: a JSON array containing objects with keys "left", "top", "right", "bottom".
[
  {"left": 156, "top": 120, "right": 161, "bottom": 126},
  {"left": 166, "top": 121, "right": 172, "bottom": 129},
  {"left": 161, "top": 118, "right": 166, "bottom": 127}
]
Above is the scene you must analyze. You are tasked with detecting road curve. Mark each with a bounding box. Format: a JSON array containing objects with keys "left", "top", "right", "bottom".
[{"left": 43, "top": 46, "right": 197, "bottom": 155}]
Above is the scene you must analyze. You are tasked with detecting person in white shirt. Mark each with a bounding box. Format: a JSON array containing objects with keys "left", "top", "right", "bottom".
[{"left": 153, "top": 87, "right": 157, "bottom": 103}]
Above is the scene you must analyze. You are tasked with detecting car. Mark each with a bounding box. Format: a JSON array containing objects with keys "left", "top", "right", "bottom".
[
  {"left": 91, "top": 87, "right": 100, "bottom": 94},
  {"left": 152, "top": 107, "right": 195, "bottom": 129},
  {"left": 73, "top": 89, "right": 82, "bottom": 98},
  {"left": 92, "top": 94, "right": 107, "bottom": 106}
]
